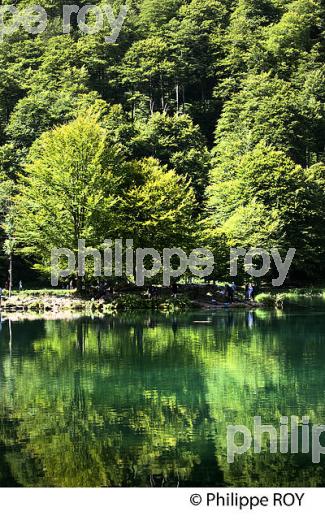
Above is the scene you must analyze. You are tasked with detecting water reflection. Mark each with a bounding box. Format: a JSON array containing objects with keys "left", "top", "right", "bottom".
[{"left": 0, "top": 309, "right": 325, "bottom": 486}]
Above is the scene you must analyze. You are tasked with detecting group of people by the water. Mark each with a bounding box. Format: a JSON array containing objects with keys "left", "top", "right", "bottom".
[
  {"left": 0, "top": 280, "right": 23, "bottom": 303},
  {"left": 101, "top": 278, "right": 256, "bottom": 305},
  {"left": 1, "top": 280, "right": 23, "bottom": 293},
  {"left": 147, "top": 281, "right": 178, "bottom": 300},
  {"left": 214, "top": 281, "right": 256, "bottom": 304}
]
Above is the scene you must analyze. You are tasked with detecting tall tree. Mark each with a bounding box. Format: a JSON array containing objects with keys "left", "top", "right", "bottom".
[
  {"left": 206, "top": 142, "right": 325, "bottom": 280},
  {"left": 14, "top": 112, "right": 117, "bottom": 272}
]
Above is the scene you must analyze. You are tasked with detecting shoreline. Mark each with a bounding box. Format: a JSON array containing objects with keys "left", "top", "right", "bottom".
[
  {"left": 0, "top": 291, "right": 262, "bottom": 315},
  {"left": 2, "top": 287, "right": 322, "bottom": 315}
]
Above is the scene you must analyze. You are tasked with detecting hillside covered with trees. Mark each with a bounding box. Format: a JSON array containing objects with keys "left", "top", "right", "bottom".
[{"left": 0, "top": 0, "right": 324, "bottom": 287}]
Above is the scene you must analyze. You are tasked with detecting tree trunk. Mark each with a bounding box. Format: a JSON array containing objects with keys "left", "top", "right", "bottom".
[
  {"left": 160, "top": 73, "right": 165, "bottom": 111},
  {"left": 176, "top": 83, "right": 179, "bottom": 114},
  {"left": 8, "top": 252, "right": 12, "bottom": 297}
]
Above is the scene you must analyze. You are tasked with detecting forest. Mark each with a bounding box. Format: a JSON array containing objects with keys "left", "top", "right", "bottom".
[{"left": 0, "top": 0, "right": 324, "bottom": 289}]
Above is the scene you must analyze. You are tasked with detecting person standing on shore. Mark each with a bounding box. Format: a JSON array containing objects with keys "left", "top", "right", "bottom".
[
  {"left": 224, "top": 283, "right": 234, "bottom": 303},
  {"left": 246, "top": 283, "right": 254, "bottom": 301},
  {"left": 171, "top": 281, "right": 178, "bottom": 299}
]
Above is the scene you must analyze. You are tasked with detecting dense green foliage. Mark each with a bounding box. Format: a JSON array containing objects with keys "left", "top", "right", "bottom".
[{"left": 0, "top": 0, "right": 324, "bottom": 285}]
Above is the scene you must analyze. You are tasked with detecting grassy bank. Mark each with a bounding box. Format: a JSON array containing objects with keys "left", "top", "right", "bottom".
[{"left": 255, "top": 288, "right": 325, "bottom": 309}]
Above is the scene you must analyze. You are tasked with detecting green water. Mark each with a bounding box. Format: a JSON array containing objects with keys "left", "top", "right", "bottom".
[{"left": 1, "top": 308, "right": 325, "bottom": 487}]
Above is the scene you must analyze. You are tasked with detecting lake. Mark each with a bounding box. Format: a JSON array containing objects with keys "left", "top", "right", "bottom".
[{"left": 1, "top": 308, "right": 325, "bottom": 487}]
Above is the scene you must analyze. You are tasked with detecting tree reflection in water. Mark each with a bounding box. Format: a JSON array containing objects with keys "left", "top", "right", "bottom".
[{"left": 0, "top": 309, "right": 325, "bottom": 487}]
